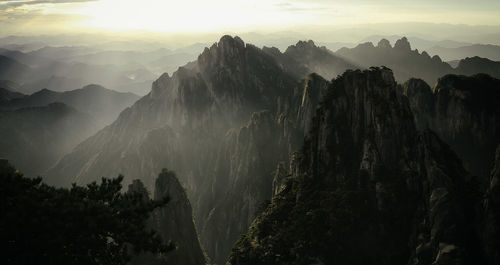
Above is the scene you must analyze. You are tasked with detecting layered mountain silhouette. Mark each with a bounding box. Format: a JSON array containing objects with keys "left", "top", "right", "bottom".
[
  {"left": 0, "top": 87, "right": 24, "bottom": 102},
  {"left": 428, "top": 44, "right": 500, "bottom": 61},
  {"left": 263, "top": 39, "right": 358, "bottom": 80},
  {"left": 0, "top": 103, "right": 97, "bottom": 177},
  {"left": 0, "top": 55, "right": 30, "bottom": 83},
  {"left": 0, "top": 48, "right": 155, "bottom": 95},
  {"left": 1, "top": 84, "right": 139, "bottom": 128},
  {"left": 336, "top": 37, "right": 453, "bottom": 85},
  {"left": 455, "top": 57, "right": 500, "bottom": 78}
]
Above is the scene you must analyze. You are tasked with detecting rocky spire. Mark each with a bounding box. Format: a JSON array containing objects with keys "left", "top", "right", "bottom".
[
  {"left": 394, "top": 36, "right": 411, "bottom": 50},
  {"left": 153, "top": 169, "right": 207, "bottom": 265}
]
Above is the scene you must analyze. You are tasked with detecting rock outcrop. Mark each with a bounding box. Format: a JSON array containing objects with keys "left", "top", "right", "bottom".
[
  {"left": 228, "top": 68, "right": 485, "bottom": 265},
  {"left": 403, "top": 74, "right": 500, "bottom": 185},
  {"left": 127, "top": 170, "right": 206, "bottom": 265},
  {"left": 152, "top": 169, "right": 206, "bottom": 265},
  {"left": 484, "top": 145, "right": 500, "bottom": 265}
]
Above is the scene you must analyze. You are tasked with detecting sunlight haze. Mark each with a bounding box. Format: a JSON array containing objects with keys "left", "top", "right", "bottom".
[{"left": 1, "top": 0, "right": 500, "bottom": 36}]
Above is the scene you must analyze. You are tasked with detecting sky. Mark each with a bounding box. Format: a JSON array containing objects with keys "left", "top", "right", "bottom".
[{"left": 1, "top": 0, "right": 500, "bottom": 42}]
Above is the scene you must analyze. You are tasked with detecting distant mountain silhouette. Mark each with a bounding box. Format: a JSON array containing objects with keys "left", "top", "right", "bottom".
[
  {"left": 0, "top": 79, "right": 21, "bottom": 92},
  {"left": 0, "top": 87, "right": 24, "bottom": 102},
  {"left": 0, "top": 102, "right": 97, "bottom": 177},
  {"left": 336, "top": 37, "right": 453, "bottom": 85},
  {"left": 455, "top": 56, "right": 500, "bottom": 78},
  {"left": 0, "top": 55, "right": 31, "bottom": 83},
  {"left": 428, "top": 44, "right": 500, "bottom": 61},
  {"left": 0, "top": 48, "right": 155, "bottom": 94},
  {"left": 2, "top": 84, "right": 139, "bottom": 128},
  {"left": 264, "top": 40, "right": 358, "bottom": 80},
  {"left": 359, "top": 35, "right": 472, "bottom": 50}
]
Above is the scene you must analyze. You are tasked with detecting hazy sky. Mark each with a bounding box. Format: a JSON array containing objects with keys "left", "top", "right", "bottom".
[{"left": 1, "top": 0, "right": 500, "bottom": 35}]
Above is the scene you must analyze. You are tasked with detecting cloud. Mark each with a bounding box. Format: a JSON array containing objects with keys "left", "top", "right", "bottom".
[
  {"left": 272, "top": 1, "right": 338, "bottom": 13},
  {"left": 0, "top": 0, "right": 98, "bottom": 9}
]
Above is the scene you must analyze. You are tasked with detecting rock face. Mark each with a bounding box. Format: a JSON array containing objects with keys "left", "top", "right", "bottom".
[
  {"left": 484, "top": 145, "right": 500, "bottom": 265},
  {"left": 228, "top": 68, "right": 485, "bottom": 265},
  {"left": 336, "top": 37, "right": 453, "bottom": 85},
  {"left": 152, "top": 169, "right": 206, "bottom": 265},
  {"left": 127, "top": 171, "right": 206, "bottom": 265},
  {"left": 403, "top": 74, "right": 500, "bottom": 185}
]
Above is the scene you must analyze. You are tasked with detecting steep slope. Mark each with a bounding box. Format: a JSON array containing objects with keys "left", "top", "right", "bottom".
[
  {"left": 336, "top": 37, "right": 453, "bottom": 85},
  {"left": 2, "top": 85, "right": 139, "bottom": 128},
  {"left": 152, "top": 169, "right": 207, "bottom": 265},
  {"left": 403, "top": 74, "right": 500, "bottom": 185},
  {"left": 484, "top": 145, "right": 500, "bottom": 265},
  {"left": 0, "top": 103, "right": 97, "bottom": 177},
  {"left": 228, "top": 67, "right": 484, "bottom": 265}
]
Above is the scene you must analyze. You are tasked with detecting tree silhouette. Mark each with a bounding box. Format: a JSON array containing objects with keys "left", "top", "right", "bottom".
[{"left": 0, "top": 159, "right": 174, "bottom": 265}]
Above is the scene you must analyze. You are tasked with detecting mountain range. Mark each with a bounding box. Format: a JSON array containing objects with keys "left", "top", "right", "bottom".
[
  {"left": 1, "top": 84, "right": 139, "bottom": 128},
  {"left": 0, "top": 102, "right": 97, "bottom": 177},
  {"left": 1, "top": 33, "right": 500, "bottom": 265},
  {"left": 42, "top": 35, "right": 500, "bottom": 265},
  {"left": 0, "top": 84, "right": 139, "bottom": 178}
]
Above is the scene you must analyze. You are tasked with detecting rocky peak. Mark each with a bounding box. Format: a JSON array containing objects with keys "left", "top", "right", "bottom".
[
  {"left": 394, "top": 36, "right": 411, "bottom": 50},
  {"left": 356, "top": 42, "right": 375, "bottom": 49},
  {"left": 153, "top": 169, "right": 207, "bottom": 265},
  {"left": 198, "top": 35, "right": 246, "bottom": 68},
  {"left": 431, "top": 55, "right": 442, "bottom": 63},
  {"left": 286, "top": 40, "right": 317, "bottom": 52},
  {"left": 377, "top": 38, "right": 392, "bottom": 48}
]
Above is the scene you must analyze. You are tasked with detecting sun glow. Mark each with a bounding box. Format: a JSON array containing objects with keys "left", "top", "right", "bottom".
[{"left": 75, "top": 0, "right": 300, "bottom": 33}]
